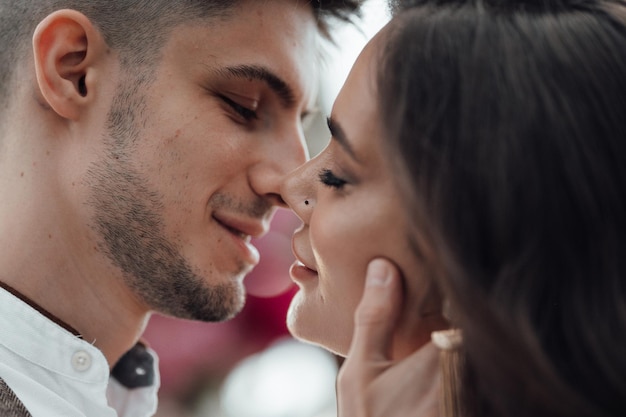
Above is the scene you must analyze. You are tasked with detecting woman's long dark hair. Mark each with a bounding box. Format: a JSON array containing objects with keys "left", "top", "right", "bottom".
[{"left": 379, "top": 1, "right": 626, "bottom": 416}]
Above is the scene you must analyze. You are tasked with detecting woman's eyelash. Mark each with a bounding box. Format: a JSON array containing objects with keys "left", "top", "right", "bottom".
[
  {"left": 219, "top": 94, "right": 258, "bottom": 121},
  {"left": 319, "top": 169, "right": 347, "bottom": 189}
]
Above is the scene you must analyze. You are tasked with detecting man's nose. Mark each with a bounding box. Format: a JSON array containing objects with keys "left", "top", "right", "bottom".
[{"left": 249, "top": 127, "right": 309, "bottom": 208}]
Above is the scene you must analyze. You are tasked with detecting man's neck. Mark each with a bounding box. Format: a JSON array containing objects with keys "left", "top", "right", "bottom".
[{"left": 0, "top": 170, "right": 151, "bottom": 367}]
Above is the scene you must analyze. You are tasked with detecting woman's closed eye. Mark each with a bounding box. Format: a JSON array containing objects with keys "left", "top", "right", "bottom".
[{"left": 319, "top": 168, "right": 347, "bottom": 189}]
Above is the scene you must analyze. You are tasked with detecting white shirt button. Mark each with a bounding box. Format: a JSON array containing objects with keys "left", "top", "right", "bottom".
[{"left": 71, "top": 350, "right": 92, "bottom": 372}]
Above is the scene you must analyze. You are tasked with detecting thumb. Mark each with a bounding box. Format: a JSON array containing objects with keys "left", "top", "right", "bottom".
[{"left": 348, "top": 258, "right": 403, "bottom": 362}]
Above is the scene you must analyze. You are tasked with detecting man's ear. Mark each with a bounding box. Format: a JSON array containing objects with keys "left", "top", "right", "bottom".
[{"left": 32, "top": 9, "right": 106, "bottom": 121}]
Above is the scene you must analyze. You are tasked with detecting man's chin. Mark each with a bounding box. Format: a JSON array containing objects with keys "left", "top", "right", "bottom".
[{"left": 153, "top": 280, "right": 246, "bottom": 323}]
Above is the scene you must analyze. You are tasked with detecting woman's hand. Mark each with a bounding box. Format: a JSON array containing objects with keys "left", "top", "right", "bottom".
[{"left": 337, "top": 258, "right": 441, "bottom": 417}]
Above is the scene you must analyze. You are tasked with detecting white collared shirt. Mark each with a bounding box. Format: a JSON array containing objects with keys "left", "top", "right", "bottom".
[{"left": 0, "top": 288, "right": 160, "bottom": 417}]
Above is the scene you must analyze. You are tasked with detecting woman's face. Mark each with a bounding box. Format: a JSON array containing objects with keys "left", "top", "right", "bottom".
[{"left": 281, "top": 32, "right": 444, "bottom": 357}]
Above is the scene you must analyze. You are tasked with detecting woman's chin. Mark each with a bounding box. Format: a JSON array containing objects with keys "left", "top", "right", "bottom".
[
  {"left": 287, "top": 304, "right": 350, "bottom": 357},
  {"left": 290, "top": 332, "right": 349, "bottom": 358}
]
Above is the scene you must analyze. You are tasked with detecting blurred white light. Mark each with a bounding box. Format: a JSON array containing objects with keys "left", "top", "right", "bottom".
[
  {"left": 320, "top": 0, "right": 392, "bottom": 110},
  {"left": 306, "top": 1, "right": 392, "bottom": 156},
  {"left": 220, "top": 339, "right": 339, "bottom": 417}
]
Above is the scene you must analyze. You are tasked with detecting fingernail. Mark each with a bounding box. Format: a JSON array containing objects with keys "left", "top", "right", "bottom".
[{"left": 366, "top": 259, "right": 391, "bottom": 287}]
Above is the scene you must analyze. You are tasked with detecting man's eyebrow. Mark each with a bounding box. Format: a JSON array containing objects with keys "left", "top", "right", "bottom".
[
  {"left": 327, "top": 116, "right": 360, "bottom": 162},
  {"left": 222, "top": 64, "right": 296, "bottom": 108}
]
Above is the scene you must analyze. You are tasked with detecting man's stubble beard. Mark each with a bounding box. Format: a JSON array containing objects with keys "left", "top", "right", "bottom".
[{"left": 84, "top": 75, "right": 245, "bottom": 322}]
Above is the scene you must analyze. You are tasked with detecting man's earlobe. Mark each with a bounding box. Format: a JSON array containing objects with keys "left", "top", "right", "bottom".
[{"left": 32, "top": 10, "right": 104, "bottom": 120}]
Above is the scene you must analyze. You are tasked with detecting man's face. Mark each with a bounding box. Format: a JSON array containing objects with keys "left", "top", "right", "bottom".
[{"left": 87, "top": 0, "right": 317, "bottom": 322}]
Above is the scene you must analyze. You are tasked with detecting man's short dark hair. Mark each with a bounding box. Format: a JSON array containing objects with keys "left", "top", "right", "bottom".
[{"left": 0, "top": 0, "right": 363, "bottom": 101}]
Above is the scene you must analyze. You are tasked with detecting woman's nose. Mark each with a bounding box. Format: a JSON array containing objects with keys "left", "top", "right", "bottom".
[{"left": 280, "top": 159, "right": 317, "bottom": 222}]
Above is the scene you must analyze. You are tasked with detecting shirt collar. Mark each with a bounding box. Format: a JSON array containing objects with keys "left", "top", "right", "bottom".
[
  {"left": 0, "top": 286, "right": 110, "bottom": 385},
  {"left": 0, "top": 281, "right": 80, "bottom": 336}
]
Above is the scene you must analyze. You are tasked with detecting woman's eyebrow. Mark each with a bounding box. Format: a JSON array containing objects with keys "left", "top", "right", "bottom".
[{"left": 327, "top": 116, "right": 360, "bottom": 162}]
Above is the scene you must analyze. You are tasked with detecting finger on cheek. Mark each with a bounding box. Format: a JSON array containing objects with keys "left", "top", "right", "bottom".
[
  {"left": 346, "top": 258, "right": 403, "bottom": 362},
  {"left": 356, "top": 258, "right": 401, "bottom": 327}
]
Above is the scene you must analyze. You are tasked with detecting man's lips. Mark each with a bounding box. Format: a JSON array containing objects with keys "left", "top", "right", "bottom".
[
  {"left": 217, "top": 220, "right": 250, "bottom": 241},
  {"left": 212, "top": 213, "right": 267, "bottom": 240},
  {"left": 212, "top": 213, "right": 263, "bottom": 266}
]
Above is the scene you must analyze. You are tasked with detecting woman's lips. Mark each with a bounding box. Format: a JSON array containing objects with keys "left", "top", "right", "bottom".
[
  {"left": 290, "top": 230, "right": 318, "bottom": 282},
  {"left": 289, "top": 260, "right": 318, "bottom": 283}
]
